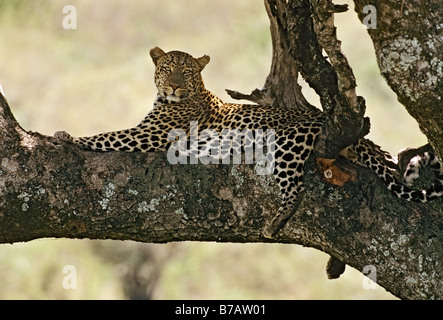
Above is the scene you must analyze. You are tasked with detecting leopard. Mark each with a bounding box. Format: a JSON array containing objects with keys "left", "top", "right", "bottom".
[{"left": 54, "top": 47, "right": 443, "bottom": 238}]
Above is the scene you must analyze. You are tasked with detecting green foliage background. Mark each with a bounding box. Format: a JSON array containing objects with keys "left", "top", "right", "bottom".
[{"left": 0, "top": 0, "right": 425, "bottom": 299}]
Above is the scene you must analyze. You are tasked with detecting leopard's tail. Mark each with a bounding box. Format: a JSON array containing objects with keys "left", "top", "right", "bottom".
[{"left": 351, "top": 139, "right": 443, "bottom": 202}]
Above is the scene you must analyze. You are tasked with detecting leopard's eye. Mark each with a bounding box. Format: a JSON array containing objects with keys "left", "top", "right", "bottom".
[
  {"left": 183, "top": 68, "right": 193, "bottom": 78},
  {"left": 160, "top": 65, "right": 171, "bottom": 73}
]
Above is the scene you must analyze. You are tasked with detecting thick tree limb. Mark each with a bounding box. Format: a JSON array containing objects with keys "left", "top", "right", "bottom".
[{"left": 0, "top": 92, "right": 442, "bottom": 299}]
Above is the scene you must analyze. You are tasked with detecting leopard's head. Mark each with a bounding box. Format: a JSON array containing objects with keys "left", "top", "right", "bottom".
[{"left": 150, "top": 47, "right": 210, "bottom": 102}]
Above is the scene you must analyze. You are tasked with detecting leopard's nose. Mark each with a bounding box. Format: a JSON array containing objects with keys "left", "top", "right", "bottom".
[
  {"left": 168, "top": 68, "right": 185, "bottom": 90},
  {"left": 170, "top": 83, "right": 180, "bottom": 90}
]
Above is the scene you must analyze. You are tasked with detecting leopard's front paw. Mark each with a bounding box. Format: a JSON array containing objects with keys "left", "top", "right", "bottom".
[{"left": 54, "top": 130, "right": 74, "bottom": 143}]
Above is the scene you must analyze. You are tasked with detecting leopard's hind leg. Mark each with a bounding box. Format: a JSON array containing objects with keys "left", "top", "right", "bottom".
[{"left": 262, "top": 129, "right": 313, "bottom": 238}]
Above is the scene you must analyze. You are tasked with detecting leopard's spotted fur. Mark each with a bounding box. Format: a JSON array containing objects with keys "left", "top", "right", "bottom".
[{"left": 55, "top": 47, "right": 443, "bottom": 237}]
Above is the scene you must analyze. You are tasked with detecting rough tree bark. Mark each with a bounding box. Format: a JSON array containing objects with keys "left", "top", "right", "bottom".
[
  {"left": 0, "top": 0, "right": 441, "bottom": 299},
  {"left": 353, "top": 0, "right": 443, "bottom": 164}
]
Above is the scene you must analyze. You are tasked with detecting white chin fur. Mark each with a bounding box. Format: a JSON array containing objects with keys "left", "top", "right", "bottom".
[{"left": 166, "top": 95, "right": 181, "bottom": 102}]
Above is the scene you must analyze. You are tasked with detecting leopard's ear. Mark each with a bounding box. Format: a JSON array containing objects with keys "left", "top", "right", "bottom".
[
  {"left": 150, "top": 47, "right": 166, "bottom": 66},
  {"left": 196, "top": 55, "right": 210, "bottom": 71}
]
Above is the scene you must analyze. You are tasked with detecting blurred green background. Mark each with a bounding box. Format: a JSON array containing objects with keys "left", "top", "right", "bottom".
[{"left": 0, "top": 0, "right": 426, "bottom": 299}]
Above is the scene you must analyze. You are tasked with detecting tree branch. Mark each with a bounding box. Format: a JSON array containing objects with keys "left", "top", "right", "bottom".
[
  {"left": 279, "top": 0, "right": 369, "bottom": 158},
  {"left": 226, "top": 0, "right": 318, "bottom": 112},
  {"left": 0, "top": 91, "right": 441, "bottom": 299},
  {"left": 353, "top": 0, "right": 443, "bottom": 163},
  {"left": 229, "top": 0, "right": 370, "bottom": 159}
]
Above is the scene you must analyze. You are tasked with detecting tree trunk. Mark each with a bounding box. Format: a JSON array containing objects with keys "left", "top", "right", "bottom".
[
  {"left": 353, "top": 0, "right": 443, "bottom": 163},
  {"left": 0, "top": 0, "right": 442, "bottom": 299}
]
